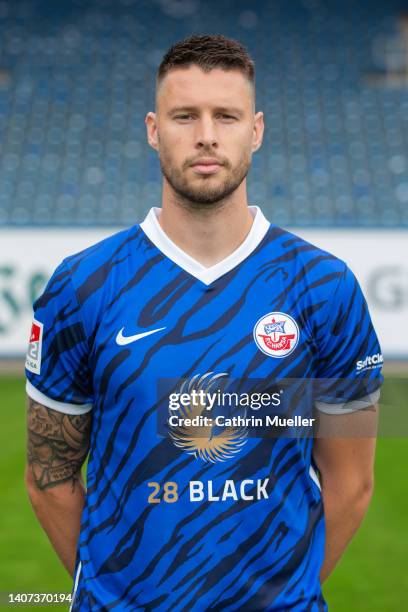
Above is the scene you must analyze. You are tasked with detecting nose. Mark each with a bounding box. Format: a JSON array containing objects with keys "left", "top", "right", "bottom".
[{"left": 194, "top": 115, "right": 218, "bottom": 149}]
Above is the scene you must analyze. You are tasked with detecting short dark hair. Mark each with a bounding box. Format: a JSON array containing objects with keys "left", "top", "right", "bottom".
[{"left": 157, "top": 34, "right": 255, "bottom": 92}]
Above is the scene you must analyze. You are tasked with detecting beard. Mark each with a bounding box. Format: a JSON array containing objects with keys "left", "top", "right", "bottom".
[{"left": 158, "top": 145, "right": 251, "bottom": 209}]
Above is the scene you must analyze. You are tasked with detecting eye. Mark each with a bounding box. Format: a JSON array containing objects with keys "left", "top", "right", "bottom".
[
  {"left": 175, "top": 114, "right": 193, "bottom": 120},
  {"left": 219, "top": 114, "right": 236, "bottom": 120}
]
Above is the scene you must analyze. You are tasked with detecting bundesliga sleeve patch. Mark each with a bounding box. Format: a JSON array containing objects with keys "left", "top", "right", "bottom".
[{"left": 25, "top": 319, "right": 43, "bottom": 375}]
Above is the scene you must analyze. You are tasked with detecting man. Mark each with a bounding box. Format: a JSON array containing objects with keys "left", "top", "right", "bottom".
[{"left": 25, "top": 35, "right": 383, "bottom": 610}]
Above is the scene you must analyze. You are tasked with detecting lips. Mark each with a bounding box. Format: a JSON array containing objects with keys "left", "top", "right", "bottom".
[{"left": 191, "top": 159, "right": 223, "bottom": 175}]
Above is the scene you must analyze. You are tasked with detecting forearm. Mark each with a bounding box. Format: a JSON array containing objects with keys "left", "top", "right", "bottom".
[
  {"left": 319, "top": 479, "right": 372, "bottom": 582},
  {"left": 26, "top": 471, "right": 86, "bottom": 577},
  {"left": 313, "top": 412, "right": 378, "bottom": 583},
  {"left": 25, "top": 396, "right": 92, "bottom": 578}
]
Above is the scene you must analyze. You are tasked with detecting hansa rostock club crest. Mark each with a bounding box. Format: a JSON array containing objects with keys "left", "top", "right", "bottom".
[{"left": 253, "top": 312, "right": 299, "bottom": 358}]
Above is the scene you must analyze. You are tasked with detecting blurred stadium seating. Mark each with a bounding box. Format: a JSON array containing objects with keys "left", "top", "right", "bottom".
[
  {"left": 1, "top": 4, "right": 407, "bottom": 608},
  {"left": 0, "top": 0, "right": 407, "bottom": 227}
]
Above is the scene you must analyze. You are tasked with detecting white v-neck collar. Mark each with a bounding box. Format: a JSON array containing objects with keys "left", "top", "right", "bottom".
[{"left": 140, "top": 205, "right": 270, "bottom": 285}]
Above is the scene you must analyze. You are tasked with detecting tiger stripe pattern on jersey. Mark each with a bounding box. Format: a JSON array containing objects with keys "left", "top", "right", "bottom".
[{"left": 26, "top": 207, "right": 382, "bottom": 611}]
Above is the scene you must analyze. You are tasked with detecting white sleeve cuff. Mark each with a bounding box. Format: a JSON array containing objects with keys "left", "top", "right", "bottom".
[
  {"left": 26, "top": 380, "right": 93, "bottom": 415},
  {"left": 309, "top": 464, "right": 321, "bottom": 491},
  {"left": 315, "top": 387, "right": 381, "bottom": 415}
]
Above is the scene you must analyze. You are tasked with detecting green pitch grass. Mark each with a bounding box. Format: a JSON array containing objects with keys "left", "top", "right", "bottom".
[{"left": 0, "top": 375, "right": 407, "bottom": 611}]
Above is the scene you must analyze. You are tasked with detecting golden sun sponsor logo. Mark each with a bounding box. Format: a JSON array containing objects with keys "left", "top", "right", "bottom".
[{"left": 168, "top": 372, "right": 248, "bottom": 463}]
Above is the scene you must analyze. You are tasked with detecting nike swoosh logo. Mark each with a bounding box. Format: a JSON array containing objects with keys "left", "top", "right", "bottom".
[{"left": 116, "top": 326, "right": 166, "bottom": 346}]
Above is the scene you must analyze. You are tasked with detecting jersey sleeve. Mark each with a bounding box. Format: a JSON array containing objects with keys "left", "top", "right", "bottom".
[
  {"left": 25, "top": 259, "right": 94, "bottom": 414},
  {"left": 314, "top": 262, "right": 383, "bottom": 414}
]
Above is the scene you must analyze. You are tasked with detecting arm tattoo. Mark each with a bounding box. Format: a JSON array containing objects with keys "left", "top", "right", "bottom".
[{"left": 27, "top": 398, "right": 92, "bottom": 491}]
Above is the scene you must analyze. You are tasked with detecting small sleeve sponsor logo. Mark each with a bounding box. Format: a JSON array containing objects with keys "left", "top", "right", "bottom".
[
  {"left": 25, "top": 319, "right": 43, "bottom": 375},
  {"left": 356, "top": 353, "right": 383, "bottom": 373}
]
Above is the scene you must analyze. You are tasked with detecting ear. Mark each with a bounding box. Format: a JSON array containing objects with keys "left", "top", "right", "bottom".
[
  {"left": 252, "top": 111, "right": 264, "bottom": 153},
  {"left": 145, "top": 112, "right": 159, "bottom": 151}
]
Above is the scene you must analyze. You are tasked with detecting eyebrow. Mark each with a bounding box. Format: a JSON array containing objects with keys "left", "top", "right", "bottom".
[{"left": 168, "top": 106, "right": 244, "bottom": 117}]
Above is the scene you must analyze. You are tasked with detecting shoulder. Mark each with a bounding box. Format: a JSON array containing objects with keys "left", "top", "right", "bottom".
[
  {"left": 40, "top": 224, "right": 153, "bottom": 312},
  {"left": 265, "top": 224, "right": 348, "bottom": 278},
  {"left": 63, "top": 224, "right": 144, "bottom": 274},
  {"left": 59, "top": 223, "right": 155, "bottom": 294}
]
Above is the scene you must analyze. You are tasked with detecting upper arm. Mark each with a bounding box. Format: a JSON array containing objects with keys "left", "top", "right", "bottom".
[
  {"left": 26, "top": 395, "right": 92, "bottom": 491},
  {"left": 25, "top": 259, "right": 94, "bottom": 408},
  {"left": 24, "top": 259, "right": 94, "bottom": 491},
  {"left": 314, "top": 263, "right": 383, "bottom": 404},
  {"left": 311, "top": 263, "right": 382, "bottom": 491}
]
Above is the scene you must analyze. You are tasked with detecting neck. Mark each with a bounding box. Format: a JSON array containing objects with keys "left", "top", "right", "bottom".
[{"left": 158, "top": 183, "right": 254, "bottom": 267}]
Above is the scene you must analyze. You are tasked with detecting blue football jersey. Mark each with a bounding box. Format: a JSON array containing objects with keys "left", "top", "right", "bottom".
[{"left": 25, "top": 206, "right": 383, "bottom": 611}]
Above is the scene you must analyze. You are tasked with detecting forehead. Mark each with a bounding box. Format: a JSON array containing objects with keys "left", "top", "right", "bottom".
[{"left": 156, "top": 65, "right": 253, "bottom": 112}]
